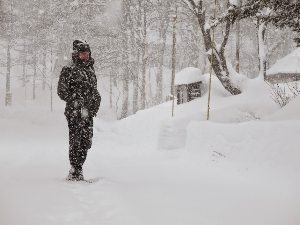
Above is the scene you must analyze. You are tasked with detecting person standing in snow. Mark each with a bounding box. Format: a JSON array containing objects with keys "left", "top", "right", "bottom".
[{"left": 57, "top": 40, "right": 101, "bottom": 181}]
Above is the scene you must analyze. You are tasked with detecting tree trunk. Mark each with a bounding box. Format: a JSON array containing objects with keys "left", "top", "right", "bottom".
[
  {"left": 22, "top": 40, "right": 27, "bottom": 101},
  {"left": 235, "top": 0, "right": 242, "bottom": 73},
  {"left": 120, "top": 0, "right": 130, "bottom": 119},
  {"left": 129, "top": 10, "right": 139, "bottom": 114},
  {"left": 133, "top": 50, "right": 140, "bottom": 114},
  {"left": 258, "top": 20, "right": 267, "bottom": 80},
  {"left": 5, "top": 42, "right": 12, "bottom": 106},
  {"left": 22, "top": 40, "right": 27, "bottom": 88},
  {"left": 198, "top": 16, "right": 241, "bottom": 95},
  {"left": 156, "top": 11, "right": 169, "bottom": 104},
  {"left": 140, "top": 4, "right": 147, "bottom": 110},
  {"left": 121, "top": 76, "right": 129, "bottom": 119},
  {"left": 156, "top": 28, "right": 167, "bottom": 104},
  {"left": 42, "top": 50, "right": 47, "bottom": 91},
  {"left": 110, "top": 69, "right": 113, "bottom": 109},
  {"left": 33, "top": 54, "right": 37, "bottom": 100},
  {"left": 236, "top": 18, "right": 240, "bottom": 73},
  {"left": 5, "top": 0, "right": 13, "bottom": 106},
  {"left": 50, "top": 47, "right": 53, "bottom": 112}
]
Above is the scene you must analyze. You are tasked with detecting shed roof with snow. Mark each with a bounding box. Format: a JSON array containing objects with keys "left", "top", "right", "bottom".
[
  {"left": 175, "top": 67, "right": 204, "bottom": 85},
  {"left": 266, "top": 48, "right": 300, "bottom": 83}
]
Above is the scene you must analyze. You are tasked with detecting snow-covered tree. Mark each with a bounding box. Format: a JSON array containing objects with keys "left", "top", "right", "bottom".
[{"left": 182, "top": 0, "right": 242, "bottom": 95}]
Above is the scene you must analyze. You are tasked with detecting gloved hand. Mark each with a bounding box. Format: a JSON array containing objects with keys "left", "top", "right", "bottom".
[
  {"left": 87, "top": 89, "right": 101, "bottom": 118},
  {"left": 73, "top": 97, "right": 84, "bottom": 109},
  {"left": 81, "top": 108, "right": 89, "bottom": 119}
]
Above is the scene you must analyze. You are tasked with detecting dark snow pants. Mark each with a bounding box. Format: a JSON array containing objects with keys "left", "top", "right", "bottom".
[{"left": 67, "top": 115, "right": 94, "bottom": 171}]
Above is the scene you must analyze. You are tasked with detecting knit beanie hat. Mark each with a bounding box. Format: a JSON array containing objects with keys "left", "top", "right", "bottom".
[{"left": 73, "top": 40, "right": 91, "bottom": 53}]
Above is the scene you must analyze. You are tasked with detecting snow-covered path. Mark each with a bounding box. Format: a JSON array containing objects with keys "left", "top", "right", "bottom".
[{"left": 0, "top": 106, "right": 299, "bottom": 225}]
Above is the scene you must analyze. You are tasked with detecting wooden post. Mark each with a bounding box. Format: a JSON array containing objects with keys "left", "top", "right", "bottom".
[{"left": 171, "top": 7, "right": 177, "bottom": 117}]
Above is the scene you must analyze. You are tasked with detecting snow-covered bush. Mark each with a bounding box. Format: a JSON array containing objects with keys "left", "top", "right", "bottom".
[{"left": 268, "top": 82, "right": 300, "bottom": 107}]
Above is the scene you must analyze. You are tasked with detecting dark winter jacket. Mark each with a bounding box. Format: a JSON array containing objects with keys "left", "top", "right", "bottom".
[{"left": 57, "top": 56, "right": 101, "bottom": 119}]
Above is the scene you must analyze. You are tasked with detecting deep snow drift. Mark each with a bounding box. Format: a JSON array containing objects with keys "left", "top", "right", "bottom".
[{"left": 0, "top": 75, "right": 299, "bottom": 225}]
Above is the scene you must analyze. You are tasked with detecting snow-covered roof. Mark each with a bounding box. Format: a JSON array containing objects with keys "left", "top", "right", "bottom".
[
  {"left": 175, "top": 67, "right": 204, "bottom": 85},
  {"left": 229, "top": 0, "right": 239, "bottom": 6},
  {"left": 267, "top": 48, "right": 300, "bottom": 76}
]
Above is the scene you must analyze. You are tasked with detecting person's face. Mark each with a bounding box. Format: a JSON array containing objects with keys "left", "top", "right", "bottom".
[{"left": 79, "top": 51, "right": 90, "bottom": 61}]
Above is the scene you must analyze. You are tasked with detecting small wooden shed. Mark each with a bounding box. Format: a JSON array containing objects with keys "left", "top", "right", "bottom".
[
  {"left": 175, "top": 67, "right": 204, "bottom": 105},
  {"left": 266, "top": 48, "right": 300, "bottom": 84}
]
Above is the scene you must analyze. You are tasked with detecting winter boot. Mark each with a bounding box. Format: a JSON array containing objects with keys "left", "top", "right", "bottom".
[
  {"left": 74, "top": 169, "right": 84, "bottom": 181},
  {"left": 66, "top": 166, "right": 76, "bottom": 181},
  {"left": 66, "top": 166, "right": 84, "bottom": 181}
]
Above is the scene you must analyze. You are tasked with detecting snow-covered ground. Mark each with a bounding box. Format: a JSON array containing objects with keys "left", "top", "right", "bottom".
[{"left": 0, "top": 76, "right": 299, "bottom": 225}]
